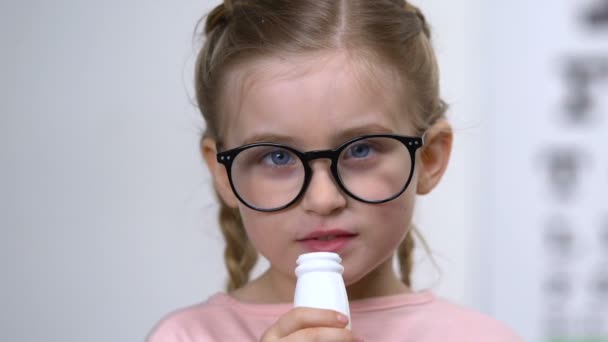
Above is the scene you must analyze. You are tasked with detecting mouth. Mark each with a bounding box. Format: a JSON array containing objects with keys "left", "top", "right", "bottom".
[
  {"left": 297, "top": 230, "right": 358, "bottom": 253},
  {"left": 314, "top": 235, "right": 343, "bottom": 241}
]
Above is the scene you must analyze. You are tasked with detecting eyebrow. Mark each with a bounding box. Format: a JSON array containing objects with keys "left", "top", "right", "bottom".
[
  {"left": 240, "top": 124, "right": 395, "bottom": 148},
  {"left": 240, "top": 133, "right": 298, "bottom": 146},
  {"left": 336, "top": 124, "right": 395, "bottom": 142}
]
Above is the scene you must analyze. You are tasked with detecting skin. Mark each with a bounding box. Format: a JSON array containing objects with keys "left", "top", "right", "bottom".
[{"left": 202, "top": 51, "right": 452, "bottom": 341}]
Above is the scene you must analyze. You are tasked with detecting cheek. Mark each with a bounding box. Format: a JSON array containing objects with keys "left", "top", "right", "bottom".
[
  {"left": 239, "top": 208, "right": 270, "bottom": 243},
  {"left": 366, "top": 187, "right": 417, "bottom": 230},
  {"left": 341, "top": 190, "right": 416, "bottom": 284},
  {"left": 238, "top": 206, "right": 293, "bottom": 258}
]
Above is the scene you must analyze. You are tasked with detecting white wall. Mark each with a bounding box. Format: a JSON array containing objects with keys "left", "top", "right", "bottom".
[
  {"left": 1, "top": 1, "right": 500, "bottom": 341},
  {"left": 1, "top": 1, "right": 222, "bottom": 341},
  {"left": 411, "top": 0, "right": 487, "bottom": 309},
  {"left": 484, "top": 1, "right": 608, "bottom": 341}
]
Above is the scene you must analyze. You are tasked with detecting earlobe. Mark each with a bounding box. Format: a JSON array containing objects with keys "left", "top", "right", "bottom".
[
  {"left": 416, "top": 120, "right": 453, "bottom": 195},
  {"left": 201, "top": 137, "right": 239, "bottom": 208}
]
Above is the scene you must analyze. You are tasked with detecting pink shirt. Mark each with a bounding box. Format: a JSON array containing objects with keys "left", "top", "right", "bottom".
[{"left": 148, "top": 291, "right": 521, "bottom": 341}]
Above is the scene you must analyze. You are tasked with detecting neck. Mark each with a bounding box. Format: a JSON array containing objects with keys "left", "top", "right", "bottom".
[
  {"left": 346, "top": 257, "right": 410, "bottom": 300},
  {"left": 230, "top": 256, "right": 409, "bottom": 304},
  {"left": 229, "top": 266, "right": 297, "bottom": 304}
]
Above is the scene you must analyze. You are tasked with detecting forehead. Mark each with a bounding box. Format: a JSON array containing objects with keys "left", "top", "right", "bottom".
[{"left": 219, "top": 51, "right": 415, "bottom": 149}]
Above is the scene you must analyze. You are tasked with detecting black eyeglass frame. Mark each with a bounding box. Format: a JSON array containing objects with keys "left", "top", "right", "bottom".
[{"left": 216, "top": 134, "right": 425, "bottom": 212}]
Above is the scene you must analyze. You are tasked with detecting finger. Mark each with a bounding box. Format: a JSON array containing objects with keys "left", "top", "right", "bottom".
[
  {"left": 264, "top": 307, "right": 349, "bottom": 339},
  {"left": 289, "top": 327, "right": 359, "bottom": 341}
]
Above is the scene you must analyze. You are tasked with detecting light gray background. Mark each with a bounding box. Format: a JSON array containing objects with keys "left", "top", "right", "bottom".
[{"left": 1, "top": 0, "right": 530, "bottom": 341}]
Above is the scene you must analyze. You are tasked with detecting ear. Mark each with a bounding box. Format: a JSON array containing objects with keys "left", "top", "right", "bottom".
[
  {"left": 416, "top": 120, "right": 453, "bottom": 195},
  {"left": 201, "top": 137, "right": 239, "bottom": 208}
]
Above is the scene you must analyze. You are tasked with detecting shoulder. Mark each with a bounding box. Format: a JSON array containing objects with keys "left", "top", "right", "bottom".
[
  {"left": 352, "top": 292, "right": 521, "bottom": 341},
  {"left": 146, "top": 293, "right": 247, "bottom": 342},
  {"left": 420, "top": 296, "right": 522, "bottom": 341},
  {"left": 146, "top": 292, "right": 290, "bottom": 342}
]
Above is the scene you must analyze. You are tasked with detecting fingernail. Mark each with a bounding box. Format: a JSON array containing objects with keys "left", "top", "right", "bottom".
[
  {"left": 337, "top": 313, "right": 349, "bottom": 324},
  {"left": 354, "top": 337, "right": 365, "bottom": 342}
]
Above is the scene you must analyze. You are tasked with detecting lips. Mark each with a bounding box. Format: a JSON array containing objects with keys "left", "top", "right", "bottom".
[{"left": 297, "top": 229, "right": 358, "bottom": 253}]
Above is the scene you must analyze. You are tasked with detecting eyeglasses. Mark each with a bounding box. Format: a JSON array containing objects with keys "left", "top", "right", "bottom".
[{"left": 217, "top": 134, "right": 424, "bottom": 212}]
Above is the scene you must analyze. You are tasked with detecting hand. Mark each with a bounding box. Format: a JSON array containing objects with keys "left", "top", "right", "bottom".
[{"left": 260, "top": 307, "right": 362, "bottom": 341}]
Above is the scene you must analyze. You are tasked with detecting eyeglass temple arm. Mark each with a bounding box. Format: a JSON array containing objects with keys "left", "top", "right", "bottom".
[{"left": 421, "top": 131, "right": 428, "bottom": 146}]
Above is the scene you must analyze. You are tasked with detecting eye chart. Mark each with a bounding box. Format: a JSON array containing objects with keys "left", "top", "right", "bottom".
[{"left": 485, "top": 1, "right": 608, "bottom": 341}]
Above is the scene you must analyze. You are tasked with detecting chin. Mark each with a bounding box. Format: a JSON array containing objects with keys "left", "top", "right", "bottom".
[{"left": 342, "top": 267, "right": 370, "bottom": 287}]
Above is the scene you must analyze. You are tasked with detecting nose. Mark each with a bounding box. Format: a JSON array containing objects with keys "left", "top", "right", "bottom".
[{"left": 300, "top": 161, "right": 347, "bottom": 215}]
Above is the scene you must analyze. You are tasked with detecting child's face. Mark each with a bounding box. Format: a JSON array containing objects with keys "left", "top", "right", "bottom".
[{"left": 210, "top": 52, "right": 422, "bottom": 287}]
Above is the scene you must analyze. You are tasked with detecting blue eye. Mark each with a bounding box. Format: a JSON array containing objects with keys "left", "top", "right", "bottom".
[
  {"left": 346, "top": 143, "right": 372, "bottom": 158},
  {"left": 262, "top": 149, "right": 295, "bottom": 166}
]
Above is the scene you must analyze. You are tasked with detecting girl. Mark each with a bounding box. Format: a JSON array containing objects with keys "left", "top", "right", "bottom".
[{"left": 149, "top": 0, "right": 521, "bottom": 341}]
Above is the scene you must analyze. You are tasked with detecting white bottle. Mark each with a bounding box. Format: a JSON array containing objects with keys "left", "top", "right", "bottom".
[{"left": 293, "top": 252, "right": 351, "bottom": 330}]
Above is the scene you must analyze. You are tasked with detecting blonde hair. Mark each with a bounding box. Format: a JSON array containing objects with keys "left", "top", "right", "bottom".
[{"left": 195, "top": 0, "right": 447, "bottom": 291}]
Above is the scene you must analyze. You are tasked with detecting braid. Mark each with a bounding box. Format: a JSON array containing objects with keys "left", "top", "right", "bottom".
[
  {"left": 397, "top": 226, "right": 416, "bottom": 286},
  {"left": 217, "top": 198, "right": 258, "bottom": 291},
  {"left": 398, "top": 225, "right": 440, "bottom": 288}
]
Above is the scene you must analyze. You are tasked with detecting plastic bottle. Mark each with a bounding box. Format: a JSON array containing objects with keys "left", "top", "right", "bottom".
[{"left": 293, "top": 252, "right": 351, "bottom": 329}]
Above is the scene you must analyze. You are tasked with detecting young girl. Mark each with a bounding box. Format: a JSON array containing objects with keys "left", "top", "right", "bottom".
[{"left": 149, "top": 0, "right": 521, "bottom": 340}]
